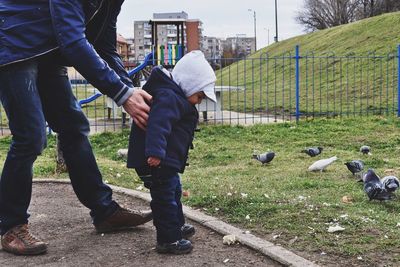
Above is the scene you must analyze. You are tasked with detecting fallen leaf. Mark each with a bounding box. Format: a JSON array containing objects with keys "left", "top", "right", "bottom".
[
  {"left": 272, "top": 233, "right": 281, "bottom": 239},
  {"left": 342, "top": 196, "right": 353, "bottom": 204},
  {"left": 298, "top": 195, "right": 306, "bottom": 201},
  {"left": 136, "top": 185, "right": 143, "bottom": 191},
  {"left": 182, "top": 191, "right": 190, "bottom": 197},
  {"left": 288, "top": 236, "right": 298, "bottom": 245},
  {"left": 327, "top": 225, "right": 345, "bottom": 233},
  {"left": 223, "top": 235, "right": 237, "bottom": 245}
]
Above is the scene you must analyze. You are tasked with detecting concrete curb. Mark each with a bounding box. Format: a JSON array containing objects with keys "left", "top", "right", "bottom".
[{"left": 33, "top": 179, "right": 319, "bottom": 267}]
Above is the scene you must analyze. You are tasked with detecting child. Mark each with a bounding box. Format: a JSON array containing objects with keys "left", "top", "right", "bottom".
[{"left": 127, "top": 51, "right": 217, "bottom": 254}]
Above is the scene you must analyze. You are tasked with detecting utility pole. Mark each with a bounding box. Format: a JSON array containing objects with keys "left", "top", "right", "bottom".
[
  {"left": 274, "top": 0, "right": 278, "bottom": 42},
  {"left": 248, "top": 9, "right": 257, "bottom": 51}
]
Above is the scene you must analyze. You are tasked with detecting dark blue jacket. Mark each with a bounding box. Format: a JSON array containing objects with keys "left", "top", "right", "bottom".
[
  {"left": 0, "top": 0, "right": 132, "bottom": 106},
  {"left": 127, "top": 67, "right": 199, "bottom": 174}
]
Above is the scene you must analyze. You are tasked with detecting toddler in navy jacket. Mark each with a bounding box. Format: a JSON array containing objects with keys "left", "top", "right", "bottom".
[{"left": 127, "top": 51, "right": 217, "bottom": 254}]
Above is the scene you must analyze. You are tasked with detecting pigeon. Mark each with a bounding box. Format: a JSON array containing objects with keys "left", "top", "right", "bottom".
[
  {"left": 360, "top": 145, "right": 371, "bottom": 155},
  {"left": 344, "top": 160, "right": 364, "bottom": 175},
  {"left": 308, "top": 156, "right": 338, "bottom": 172},
  {"left": 381, "top": 176, "right": 400, "bottom": 193},
  {"left": 301, "top": 147, "right": 323, "bottom": 157},
  {"left": 252, "top": 152, "right": 275, "bottom": 164},
  {"left": 363, "top": 169, "right": 392, "bottom": 200}
]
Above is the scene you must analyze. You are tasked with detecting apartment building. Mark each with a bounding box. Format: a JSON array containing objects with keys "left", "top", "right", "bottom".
[
  {"left": 133, "top": 20, "right": 153, "bottom": 60},
  {"left": 202, "top": 36, "right": 223, "bottom": 61},
  {"left": 224, "top": 34, "right": 256, "bottom": 57},
  {"left": 126, "top": 38, "right": 135, "bottom": 62},
  {"left": 134, "top": 12, "right": 203, "bottom": 61},
  {"left": 117, "top": 33, "right": 129, "bottom": 62}
]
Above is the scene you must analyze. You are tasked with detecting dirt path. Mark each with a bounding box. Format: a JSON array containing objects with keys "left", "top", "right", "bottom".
[{"left": 0, "top": 183, "right": 281, "bottom": 267}]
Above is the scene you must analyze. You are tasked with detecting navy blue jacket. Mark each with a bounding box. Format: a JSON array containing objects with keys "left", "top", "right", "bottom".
[
  {"left": 127, "top": 67, "right": 199, "bottom": 174},
  {"left": 0, "top": 0, "right": 132, "bottom": 106}
]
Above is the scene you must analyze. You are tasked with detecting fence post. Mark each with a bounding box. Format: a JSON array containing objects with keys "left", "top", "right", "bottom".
[
  {"left": 295, "top": 45, "right": 300, "bottom": 122},
  {"left": 398, "top": 45, "right": 400, "bottom": 117}
]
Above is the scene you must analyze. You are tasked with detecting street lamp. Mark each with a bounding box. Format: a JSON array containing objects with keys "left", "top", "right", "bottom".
[
  {"left": 274, "top": 0, "right": 278, "bottom": 42},
  {"left": 248, "top": 9, "right": 257, "bottom": 51}
]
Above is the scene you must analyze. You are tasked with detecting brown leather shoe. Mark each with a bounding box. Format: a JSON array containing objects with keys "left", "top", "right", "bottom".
[
  {"left": 1, "top": 224, "right": 47, "bottom": 255},
  {"left": 95, "top": 207, "right": 152, "bottom": 233}
]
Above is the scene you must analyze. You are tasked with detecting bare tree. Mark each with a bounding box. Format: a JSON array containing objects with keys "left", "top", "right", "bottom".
[
  {"left": 355, "top": 0, "right": 400, "bottom": 19},
  {"left": 297, "top": 0, "right": 400, "bottom": 31},
  {"left": 296, "top": 0, "right": 362, "bottom": 31}
]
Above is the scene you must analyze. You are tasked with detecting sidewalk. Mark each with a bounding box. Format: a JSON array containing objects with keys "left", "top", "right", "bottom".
[{"left": 0, "top": 182, "right": 282, "bottom": 267}]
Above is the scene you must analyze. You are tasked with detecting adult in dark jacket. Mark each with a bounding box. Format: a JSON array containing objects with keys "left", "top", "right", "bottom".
[
  {"left": 128, "top": 51, "right": 217, "bottom": 254},
  {"left": 0, "top": 0, "right": 152, "bottom": 255}
]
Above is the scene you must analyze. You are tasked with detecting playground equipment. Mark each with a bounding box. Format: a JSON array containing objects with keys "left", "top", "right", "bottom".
[
  {"left": 78, "top": 19, "right": 188, "bottom": 123},
  {"left": 149, "top": 19, "right": 185, "bottom": 68},
  {"left": 78, "top": 52, "right": 154, "bottom": 107}
]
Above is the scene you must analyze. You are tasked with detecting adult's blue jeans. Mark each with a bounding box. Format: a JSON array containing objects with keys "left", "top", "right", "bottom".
[
  {"left": 140, "top": 167, "right": 185, "bottom": 244},
  {"left": 0, "top": 55, "right": 118, "bottom": 235}
]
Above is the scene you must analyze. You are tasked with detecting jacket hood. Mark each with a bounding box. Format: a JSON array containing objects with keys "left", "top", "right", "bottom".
[{"left": 142, "top": 67, "right": 186, "bottom": 98}]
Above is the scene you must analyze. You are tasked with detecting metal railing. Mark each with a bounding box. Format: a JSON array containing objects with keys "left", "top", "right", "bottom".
[
  {"left": 1, "top": 45, "right": 399, "bottom": 136},
  {"left": 211, "top": 46, "right": 399, "bottom": 125}
]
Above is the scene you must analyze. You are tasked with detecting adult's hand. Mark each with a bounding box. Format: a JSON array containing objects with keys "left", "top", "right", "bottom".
[
  {"left": 147, "top": 156, "right": 161, "bottom": 167},
  {"left": 123, "top": 89, "right": 152, "bottom": 130}
]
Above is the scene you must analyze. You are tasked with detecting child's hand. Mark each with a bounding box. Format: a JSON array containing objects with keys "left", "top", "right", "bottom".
[{"left": 147, "top": 157, "right": 161, "bottom": 167}]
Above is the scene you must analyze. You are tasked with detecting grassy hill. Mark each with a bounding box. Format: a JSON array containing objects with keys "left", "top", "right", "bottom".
[{"left": 216, "top": 12, "right": 400, "bottom": 118}]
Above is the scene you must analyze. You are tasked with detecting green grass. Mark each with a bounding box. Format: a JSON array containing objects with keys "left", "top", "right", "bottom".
[
  {"left": 216, "top": 12, "right": 400, "bottom": 116},
  {"left": 0, "top": 84, "right": 123, "bottom": 128},
  {"left": 1, "top": 117, "right": 400, "bottom": 264}
]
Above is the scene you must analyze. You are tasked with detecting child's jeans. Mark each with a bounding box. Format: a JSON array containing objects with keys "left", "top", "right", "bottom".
[{"left": 138, "top": 167, "right": 185, "bottom": 244}]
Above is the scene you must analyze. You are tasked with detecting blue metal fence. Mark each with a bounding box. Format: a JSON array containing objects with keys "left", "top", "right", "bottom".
[
  {"left": 211, "top": 45, "right": 399, "bottom": 124},
  {"left": 0, "top": 46, "right": 399, "bottom": 136}
]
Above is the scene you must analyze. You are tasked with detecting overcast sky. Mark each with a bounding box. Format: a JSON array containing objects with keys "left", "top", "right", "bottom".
[{"left": 117, "top": 0, "right": 306, "bottom": 49}]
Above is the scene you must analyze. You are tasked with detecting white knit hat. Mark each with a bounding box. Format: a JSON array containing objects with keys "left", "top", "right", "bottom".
[{"left": 172, "top": 50, "right": 217, "bottom": 102}]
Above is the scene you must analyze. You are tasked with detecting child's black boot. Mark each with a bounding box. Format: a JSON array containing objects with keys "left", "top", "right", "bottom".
[
  {"left": 181, "top": 224, "right": 195, "bottom": 239},
  {"left": 156, "top": 239, "right": 193, "bottom": 254}
]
